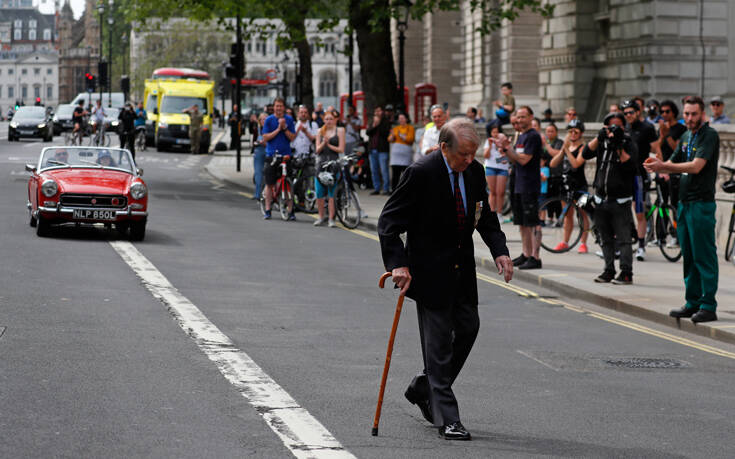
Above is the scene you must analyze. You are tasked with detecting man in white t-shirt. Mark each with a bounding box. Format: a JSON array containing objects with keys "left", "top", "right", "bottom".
[
  {"left": 91, "top": 99, "right": 107, "bottom": 135},
  {"left": 291, "top": 105, "right": 318, "bottom": 156},
  {"left": 420, "top": 105, "right": 447, "bottom": 155}
]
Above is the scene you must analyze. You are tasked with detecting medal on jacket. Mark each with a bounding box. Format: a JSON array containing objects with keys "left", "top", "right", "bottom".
[{"left": 474, "top": 201, "right": 482, "bottom": 227}]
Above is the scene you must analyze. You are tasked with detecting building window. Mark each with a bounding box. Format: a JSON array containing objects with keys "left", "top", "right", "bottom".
[
  {"left": 34, "top": 85, "right": 40, "bottom": 98},
  {"left": 14, "top": 28, "right": 21, "bottom": 40},
  {"left": 29, "top": 20, "right": 37, "bottom": 29},
  {"left": 28, "top": 29, "right": 36, "bottom": 40},
  {"left": 8, "top": 85, "right": 14, "bottom": 98},
  {"left": 318, "top": 70, "right": 337, "bottom": 98},
  {"left": 0, "top": 86, "right": 3, "bottom": 98},
  {"left": 247, "top": 41, "right": 251, "bottom": 53},
  {"left": 14, "top": 20, "right": 22, "bottom": 28},
  {"left": 34, "top": 68, "right": 40, "bottom": 75},
  {"left": 21, "top": 85, "right": 27, "bottom": 99},
  {"left": 47, "top": 85, "right": 52, "bottom": 99},
  {"left": 43, "top": 28, "right": 51, "bottom": 40},
  {"left": 21, "top": 68, "right": 27, "bottom": 75},
  {"left": 47, "top": 68, "right": 51, "bottom": 75},
  {"left": 8, "top": 68, "right": 13, "bottom": 75}
]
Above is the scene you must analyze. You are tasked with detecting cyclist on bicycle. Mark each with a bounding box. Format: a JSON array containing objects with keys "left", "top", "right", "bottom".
[
  {"left": 71, "top": 100, "right": 87, "bottom": 140},
  {"left": 91, "top": 99, "right": 107, "bottom": 136},
  {"left": 134, "top": 101, "right": 147, "bottom": 133},
  {"left": 548, "top": 119, "right": 590, "bottom": 253},
  {"left": 261, "top": 97, "right": 296, "bottom": 220}
]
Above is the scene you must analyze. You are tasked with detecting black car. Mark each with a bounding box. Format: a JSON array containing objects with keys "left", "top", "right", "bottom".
[
  {"left": 52, "top": 104, "right": 75, "bottom": 135},
  {"left": 9, "top": 106, "right": 53, "bottom": 142}
]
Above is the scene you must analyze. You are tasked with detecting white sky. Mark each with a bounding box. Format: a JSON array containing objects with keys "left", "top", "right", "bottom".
[{"left": 36, "top": 0, "right": 85, "bottom": 19}]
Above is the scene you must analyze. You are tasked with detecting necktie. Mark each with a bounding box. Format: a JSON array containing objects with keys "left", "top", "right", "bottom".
[{"left": 453, "top": 171, "right": 465, "bottom": 233}]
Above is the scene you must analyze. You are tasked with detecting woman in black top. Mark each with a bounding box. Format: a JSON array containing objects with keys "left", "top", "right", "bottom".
[{"left": 548, "top": 119, "right": 590, "bottom": 252}]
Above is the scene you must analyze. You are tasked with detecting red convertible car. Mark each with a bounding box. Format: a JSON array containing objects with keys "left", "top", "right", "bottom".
[{"left": 26, "top": 147, "right": 148, "bottom": 240}]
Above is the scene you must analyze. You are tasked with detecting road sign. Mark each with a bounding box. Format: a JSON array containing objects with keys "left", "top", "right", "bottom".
[{"left": 265, "top": 69, "right": 278, "bottom": 82}]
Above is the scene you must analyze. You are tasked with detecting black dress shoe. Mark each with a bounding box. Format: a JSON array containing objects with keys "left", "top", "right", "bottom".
[
  {"left": 438, "top": 421, "right": 471, "bottom": 441},
  {"left": 405, "top": 381, "right": 433, "bottom": 424},
  {"left": 691, "top": 309, "right": 717, "bottom": 323},
  {"left": 670, "top": 306, "right": 698, "bottom": 318},
  {"left": 512, "top": 254, "right": 528, "bottom": 267}
]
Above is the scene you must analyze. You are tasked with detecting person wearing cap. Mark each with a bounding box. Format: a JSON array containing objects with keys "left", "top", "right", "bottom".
[
  {"left": 644, "top": 95, "right": 719, "bottom": 323},
  {"left": 646, "top": 99, "right": 662, "bottom": 124},
  {"left": 621, "top": 99, "right": 659, "bottom": 262},
  {"left": 96, "top": 149, "right": 116, "bottom": 167},
  {"left": 709, "top": 96, "right": 730, "bottom": 124},
  {"left": 384, "top": 104, "right": 396, "bottom": 125},
  {"left": 542, "top": 108, "right": 553, "bottom": 123},
  {"left": 581, "top": 112, "right": 638, "bottom": 284}
]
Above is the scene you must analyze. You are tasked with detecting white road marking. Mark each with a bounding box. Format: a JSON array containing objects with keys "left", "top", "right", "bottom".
[{"left": 109, "top": 241, "right": 355, "bottom": 459}]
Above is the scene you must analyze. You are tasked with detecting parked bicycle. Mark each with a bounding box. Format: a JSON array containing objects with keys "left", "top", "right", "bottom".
[
  {"left": 291, "top": 153, "right": 317, "bottom": 214},
  {"left": 641, "top": 177, "right": 681, "bottom": 262},
  {"left": 720, "top": 165, "right": 735, "bottom": 262},
  {"left": 538, "top": 174, "right": 592, "bottom": 253},
  {"left": 318, "top": 153, "right": 363, "bottom": 229},
  {"left": 259, "top": 154, "right": 293, "bottom": 220}
]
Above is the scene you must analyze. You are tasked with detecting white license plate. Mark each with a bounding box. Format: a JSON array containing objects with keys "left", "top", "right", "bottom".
[
  {"left": 19, "top": 130, "right": 33, "bottom": 135},
  {"left": 72, "top": 209, "right": 117, "bottom": 220},
  {"left": 175, "top": 138, "right": 190, "bottom": 145}
]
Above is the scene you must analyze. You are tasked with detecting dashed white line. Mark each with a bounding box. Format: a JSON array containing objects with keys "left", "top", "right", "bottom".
[{"left": 109, "top": 241, "right": 355, "bottom": 459}]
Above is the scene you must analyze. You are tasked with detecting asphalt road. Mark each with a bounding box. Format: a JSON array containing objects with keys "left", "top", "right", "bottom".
[{"left": 2, "top": 131, "right": 735, "bottom": 458}]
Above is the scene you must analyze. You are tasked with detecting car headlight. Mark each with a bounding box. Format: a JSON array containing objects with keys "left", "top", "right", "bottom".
[
  {"left": 41, "top": 179, "right": 58, "bottom": 197},
  {"left": 158, "top": 122, "right": 168, "bottom": 129},
  {"left": 9, "top": 121, "right": 17, "bottom": 128},
  {"left": 130, "top": 182, "right": 147, "bottom": 200},
  {"left": 37, "top": 123, "right": 46, "bottom": 129},
  {"left": 111, "top": 121, "right": 119, "bottom": 127},
  {"left": 53, "top": 117, "right": 58, "bottom": 122}
]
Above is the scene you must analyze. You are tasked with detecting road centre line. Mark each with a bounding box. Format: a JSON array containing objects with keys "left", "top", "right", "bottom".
[
  {"left": 109, "top": 241, "right": 355, "bottom": 459},
  {"left": 335, "top": 221, "right": 735, "bottom": 361}
]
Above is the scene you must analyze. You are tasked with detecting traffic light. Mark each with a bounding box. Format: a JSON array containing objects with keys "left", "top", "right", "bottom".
[
  {"left": 35, "top": 97, "right": 41, "bottom": 106},
  {"left": 98, "top": 61, "right": 108, "bottom": 90},
  {"left": 229, "top": 42, "right": 244, "bottom": 78},
  {"left": 120, "top": 75, "right": 130, "bottom": 94},
  {"left": 85, "top": 72, "right": 96, "bottom": 92}
]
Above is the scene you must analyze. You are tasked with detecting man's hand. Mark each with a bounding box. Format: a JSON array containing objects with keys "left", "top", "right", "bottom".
[
  {"left": 278, "top": 118, "right": 287, "bottom": 130},
  {"left": 392, "top": 267, "right": 412, "bottom": 296},
  {"left": 495, "top": 255, "right": 513, "bottom": 283},
  {"left": 643, "top": 156, "right": 662, "bottom": 173}
]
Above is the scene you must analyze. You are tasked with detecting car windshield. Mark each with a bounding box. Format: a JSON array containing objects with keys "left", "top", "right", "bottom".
[
  {"left": 56, "top": 105, "right": 73, "bottom": 117},
  {"left": 39, "top": 147, "right": 135, "bottom": 173},
  {"left": 105, "top": 107, "right": 120, "bottom": 119},
  {"left": 160, "top": 96, "right": 208, "bottom": 115},
  {"left": 14, "top": 107, "right": 46, "bottom": 120}
]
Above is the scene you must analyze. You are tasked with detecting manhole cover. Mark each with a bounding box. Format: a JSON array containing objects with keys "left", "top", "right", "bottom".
[{"left": 603, "top": 358, "right": 686, "bottom": 369}]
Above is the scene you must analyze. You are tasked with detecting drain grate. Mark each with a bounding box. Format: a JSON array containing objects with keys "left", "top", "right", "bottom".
[{"left": 603, "top": 357, "right": 687, "bottom": 369}]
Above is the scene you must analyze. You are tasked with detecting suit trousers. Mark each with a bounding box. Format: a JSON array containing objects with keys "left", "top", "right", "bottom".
[{"left": 415, "top": 276, "right": 480, "bottom": 426}]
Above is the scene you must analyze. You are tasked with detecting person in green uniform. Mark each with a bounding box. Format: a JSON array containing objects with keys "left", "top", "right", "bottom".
[
  {"left": 644, "top": 95, "right": 719, "bottom": 323},
  {"left": 183, "top": 104, "right": 204, "bottom": 154}
]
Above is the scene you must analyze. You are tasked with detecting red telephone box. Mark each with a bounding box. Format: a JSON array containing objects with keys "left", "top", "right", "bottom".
[
  {"left": 339, "top": 91, "right": 367, "bottom": 129},
  {"left": 414, "top": 83, "right": 437, "bottom": 124}
]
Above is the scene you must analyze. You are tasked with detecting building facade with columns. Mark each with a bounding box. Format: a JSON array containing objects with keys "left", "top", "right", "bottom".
[
  {"left": 57, "top": 0, "right": 101, "bottom": 104},
  {"left": 394, "top": 0, "right": 735, "bottom": 123}
]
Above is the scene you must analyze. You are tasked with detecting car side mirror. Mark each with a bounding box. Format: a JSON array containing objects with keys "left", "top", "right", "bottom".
[
  {"left": 25, "top": 164, "right": 36, "bottom": 173},
  {"left": 136, "top": 168, "right": 144, "bottom": 176}
]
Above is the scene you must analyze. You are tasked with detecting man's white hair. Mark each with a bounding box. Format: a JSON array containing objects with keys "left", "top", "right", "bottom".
[{"left": 438, "top": 118, "right": 480, "bottom": 152}]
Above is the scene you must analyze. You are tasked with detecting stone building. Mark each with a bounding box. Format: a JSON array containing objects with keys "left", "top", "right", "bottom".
[
  {"left": 394, "top": 0, "right": 735, "bottom": 123},
  {"left": 57, "top": 0, "right": 100, "bottom": 103},
  {"left": 0, "top": 7, "right": 58, "bottom": 110}
]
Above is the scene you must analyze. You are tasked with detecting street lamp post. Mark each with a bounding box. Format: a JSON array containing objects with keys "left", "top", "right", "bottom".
[
  {"left": 97, "top": 2, "right": 104, "bottom": 107},
  {"left": 396, "top": 0, "right": 412, "bottom": 115},
  {"left": 108, "top": 0, "right": 113, "bottom": 108}
]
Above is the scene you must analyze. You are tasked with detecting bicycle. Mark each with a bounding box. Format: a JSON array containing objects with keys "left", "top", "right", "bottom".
[
  {"left": 538, "top": 174, "right": 592, "bottom": 253},
  {"left": 89, "top": 122, "right": 110, "bottom": 147},
  {"left": 325, "top": 153, "right": 363, "bottom": 229},
  {"left": 291, "top": 153, "right": 317, "bottom": 214},
  {"left": 720, "top": 165, "right": 735, "bottom": 261},
  {"left": 135, "top": 126, "right": 147, "bottom": 152},
  {"left": 259, "top": 153, "right": 293, "bottom": 220},
  {"left": 642, "top": 177, "right": 681, "bottom": 262}
]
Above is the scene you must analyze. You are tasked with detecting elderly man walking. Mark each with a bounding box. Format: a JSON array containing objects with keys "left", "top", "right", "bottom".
[{"left": 378, "top": 118, "right": 513, "bottom": 441}]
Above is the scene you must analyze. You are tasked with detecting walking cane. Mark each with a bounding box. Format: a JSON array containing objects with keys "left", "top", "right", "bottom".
[{"left": 372, "top": 271, "right": 405, "bottom": 436}]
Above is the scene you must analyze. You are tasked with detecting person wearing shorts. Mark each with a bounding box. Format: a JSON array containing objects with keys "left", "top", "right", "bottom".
[
  {"left": 482, "top": 121, "right": 509, "bottom": 218},
  {"left": 504, "top": 106, "right": 543, "bottom": 270}
]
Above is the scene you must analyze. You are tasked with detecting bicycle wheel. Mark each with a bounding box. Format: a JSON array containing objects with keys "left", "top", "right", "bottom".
[
  {"left": 278, "top": 178, "right": 293, "bottom": 220},
  {"left": 656, "top": 204, "right": 681, "bottom": 262},
  {"left": 336, "top": 185, "right": 362, "bottom": 229},
  {"left": 539, "top": 197, "right": 584, "bottom": 253},
  {"left": 64, "top": 132, "right": 73, "bottom": 146},
  {"left": 724, "top": 208, "right": 735, "bottom": 261},
  {"left": 136, "top": 131, "right": 147, "bottom": 152}
]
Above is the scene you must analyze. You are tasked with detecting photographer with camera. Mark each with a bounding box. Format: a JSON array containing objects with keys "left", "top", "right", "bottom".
[{"left": 581, "top": 112, "right": 638, "bottom": 284}]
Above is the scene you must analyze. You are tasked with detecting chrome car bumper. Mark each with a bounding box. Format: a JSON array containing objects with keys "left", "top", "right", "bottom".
[{"left": 36, "top": 206, "right": 147, "bottom": 219}]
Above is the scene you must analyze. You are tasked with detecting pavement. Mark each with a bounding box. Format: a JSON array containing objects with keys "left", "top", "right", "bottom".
[{"left": 206, "top": 142, "right": 735, "bottom": 347}]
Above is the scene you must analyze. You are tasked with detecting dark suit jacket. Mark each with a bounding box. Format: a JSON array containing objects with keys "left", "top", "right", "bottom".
[{"left": 378, "top": 150, "right": 509, "bottom": 307}]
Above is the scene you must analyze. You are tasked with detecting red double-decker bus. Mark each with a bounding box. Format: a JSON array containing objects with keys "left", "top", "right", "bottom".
[{"left": 152, "top": 68, "right": 211, "bottom": 81}]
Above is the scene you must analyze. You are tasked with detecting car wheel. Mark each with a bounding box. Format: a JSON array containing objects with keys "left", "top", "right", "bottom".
[
  {"left": 36, "top": 215, "right": 50, "bottom": 237},
  {"left": 8, "top": 135, "right": 13, "bottom": 142},
  {"left": 129, "top": 220, "right": 146, "bottom": 241}
]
